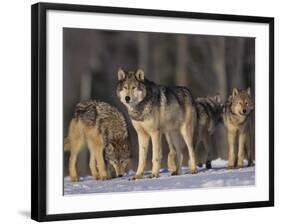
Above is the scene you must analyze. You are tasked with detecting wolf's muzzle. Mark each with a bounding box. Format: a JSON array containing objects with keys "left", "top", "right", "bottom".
[{"left": 125, "top": 96, "right": 130, "bottom": 103}]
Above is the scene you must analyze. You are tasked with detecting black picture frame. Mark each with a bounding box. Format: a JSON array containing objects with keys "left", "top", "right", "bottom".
[{"left": 31, "top": 2, "right": 274, "bottom": 222}]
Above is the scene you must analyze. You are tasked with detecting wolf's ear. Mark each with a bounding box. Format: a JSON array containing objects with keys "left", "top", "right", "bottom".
[
  {"left": 135, "top": 69, "right": 145, "bottom": 81},
  {"left": 118, "top": 68, "right": 126, "bottom": 81},
  {"left": 214, "top": 94, "right": 221, "bottom": 103},
  {"left": 232, "top": 88, "right": 239, "bottom": 97},
  {"left": 247, "top": 87, "right": 251, "bottom": 96}
]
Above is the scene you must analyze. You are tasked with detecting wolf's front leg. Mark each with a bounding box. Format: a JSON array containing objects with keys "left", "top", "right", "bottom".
[
  {"left": 89, "top": 150, "right": 100, "bottom": 180},
  {"left": 247, "top": 143, "right": 254, "bottom": 167},
  {"left": 88, "top": 138, "right": 109, "bottom": 180},
  {"left": 181, "top": 106, "right": 198, "bottom": 174},
  {"left": 69, "top": 152, "right": 79, "bottom": 182},
  {"left": 181, "top": 123, "right": 197, "bottom": 174},
  {"left": 237, "top": 131, "right": 246, "bottom": 168},
  {"left": 227, "top": 130, "right": 237, "bottom": 169},
  {"left": 150, "top": 131, "right": 162, "bottom": 178},
  {"left": 129, "top": 130, "right": 150, "bottom": 180},
  {"left": 95, "top": 149, "right": 109, "bottom": 180},
  {"left": 165, "top": 133, "right": 177, "bottom": 175}
]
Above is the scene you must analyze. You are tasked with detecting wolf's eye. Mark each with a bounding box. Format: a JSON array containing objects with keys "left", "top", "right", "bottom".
[
  {"left": 245, "top": 101, "right": 248, "bottom": 105},
  {"left": 239, "top": 101, "right": 242, "bottom": 105},
  {"left": 124, "top": 86, "right": 128, "bottom": 90},
  {"left": 132, "top": 86, "right": 136, "bottom": 90}
]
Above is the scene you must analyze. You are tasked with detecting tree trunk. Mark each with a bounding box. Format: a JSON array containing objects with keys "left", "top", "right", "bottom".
[
  {"left": 138, "top": 33, "right": 149, "bottom": 73},
  {"left": 212, "top": 38, "right": 227, "bottom": 101},
  {"left": 152, "top": 36, "right": 161, "bottom": 82},
  {"left": 176, "top": 35, "right": 188, "bottom": 86}
]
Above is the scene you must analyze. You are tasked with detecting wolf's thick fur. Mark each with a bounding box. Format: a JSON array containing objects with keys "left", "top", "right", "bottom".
[
  {"left": 223, "top": 88, "right": 254, "bottom": 168},
  {"left": 116, "top": 68, "right": 198, "bottom": 179},
  {"left": 64, "top": 100, "right": 130, "bottom": 182},
  {"left": 195, "top": 95, "right": 223, "bottom": 169}
]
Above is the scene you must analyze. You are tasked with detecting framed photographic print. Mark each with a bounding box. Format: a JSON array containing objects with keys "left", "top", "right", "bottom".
[{"left": 31, "top": 2, "right": 274, "bottom": 222}]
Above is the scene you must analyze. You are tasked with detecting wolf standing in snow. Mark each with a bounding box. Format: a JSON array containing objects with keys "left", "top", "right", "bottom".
[
  {"left": 223, "top": 88, "right": 254, "bottom": 168},
  {"left": 64, "top": 100, "right": 130, "bottom": 182},
  {"left": 116, "top": 68, "right": 198, "bottom": 179},
  {"left": 195, "top": 94, "right": 223, "bottom": 169}
]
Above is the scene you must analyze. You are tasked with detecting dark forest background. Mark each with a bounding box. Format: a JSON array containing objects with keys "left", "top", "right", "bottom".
[{"left": 63, "top": 28, "right": 255, "bottom": 176}]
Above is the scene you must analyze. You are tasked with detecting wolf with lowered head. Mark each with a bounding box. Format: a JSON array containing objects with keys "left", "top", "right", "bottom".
[{"left": 64, "top": 100, "right": 130, "bottom": 182}]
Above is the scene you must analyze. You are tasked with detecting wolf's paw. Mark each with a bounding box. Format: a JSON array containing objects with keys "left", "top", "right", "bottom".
[
  {"left": 170, "top": 171, "right": 179, "bottom": 176},
  {"left": 236, "top": 159, "right": 244, "bottom": 168},
  {"left": 171, "top": 169, "right": 182, "bottom": 176},
  {"left": 169, "top": 168, "right": 177, "bottom": 175},
  {"left": 227, "top": 165, "right": 235, "bottom": 169},
  {"left": 189, "top": 169, "right": 198, "bottom": 174},
  {"left": 93, "top": 175, "right": 100, "bottom": 180},
  {"left": 128, "top": 174, "right": 143, "bottom": 181},
  {"left": 248, "top": 161, "right": 254, "bottom": 167},
  {"left": 149, "top": 173, "right": 159, "bottom": 178},
  {"left": 99, "top": 175, "right": 110, "bottom": 181},
  {"left": 206, "top": 161, "right": 212, "bottom": 169},
  {"left": 236, "top": 164, "right": 244, "bottom": 169},
  {"left": 70, "top": 176, "right": 79, "bottom": 182}
]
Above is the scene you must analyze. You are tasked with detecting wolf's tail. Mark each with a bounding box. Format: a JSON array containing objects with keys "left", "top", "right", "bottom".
[{"left": 64, "top": 137, "right": 70, "bottom": 151}]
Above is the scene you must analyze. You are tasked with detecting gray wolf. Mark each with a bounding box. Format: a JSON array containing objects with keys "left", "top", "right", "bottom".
[
  {"left": 64, "top": 100, "right": 130, "bottom": 182},
  {"left": 223, "top": 88, "right": 254, "bottom": 168},
  {"left": 116, "top": 68, "right": 198, "bottom": 179},
  {"left": 195, "top": 94, "right": 223, "bottom": 169}
]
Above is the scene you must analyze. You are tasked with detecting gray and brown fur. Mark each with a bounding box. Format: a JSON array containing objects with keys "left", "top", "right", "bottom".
[
  {"left": 64, "top": 100, "right": 130, "bottom": 182},
  {"left": 195, "top": 94, "right": 223, "bottom": 169},
  {"left": 116, "top": 68, "right": 198, "bottom": 179},
  {"left": 223, "top": 88, "right": 254, "bottom": 168}
]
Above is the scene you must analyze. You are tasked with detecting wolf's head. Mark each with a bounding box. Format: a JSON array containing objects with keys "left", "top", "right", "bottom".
[
  {"left": 116, "top": 68, "right": 147, "bottom": 107},
  {"left": 230, "top": 88, "right": 254, "bottom": 116},
  {"left": 104, "top": 139, "right": 130, "bottom": 177}
]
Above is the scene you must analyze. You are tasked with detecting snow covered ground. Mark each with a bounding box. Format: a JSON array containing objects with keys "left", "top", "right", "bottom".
[{"left": 64, "top": 158, "right": 255, "bottom": 195}]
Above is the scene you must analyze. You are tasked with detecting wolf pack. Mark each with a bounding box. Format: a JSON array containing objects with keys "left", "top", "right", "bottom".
[{"left": 64, "top": 68, "right": 254, "bottom": 182}]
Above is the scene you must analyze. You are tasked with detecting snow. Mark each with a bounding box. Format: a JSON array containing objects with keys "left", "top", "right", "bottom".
[{"left": 64, "top": 158, "right": 255, "bottom": 195}]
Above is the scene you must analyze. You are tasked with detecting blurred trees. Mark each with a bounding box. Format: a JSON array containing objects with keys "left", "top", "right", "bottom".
[
  {"left": 63, "top": 28, "right": 255, "bottom": 176},
  {"left": 176, "top": 35, "right": 189, "bottom": 86}
]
